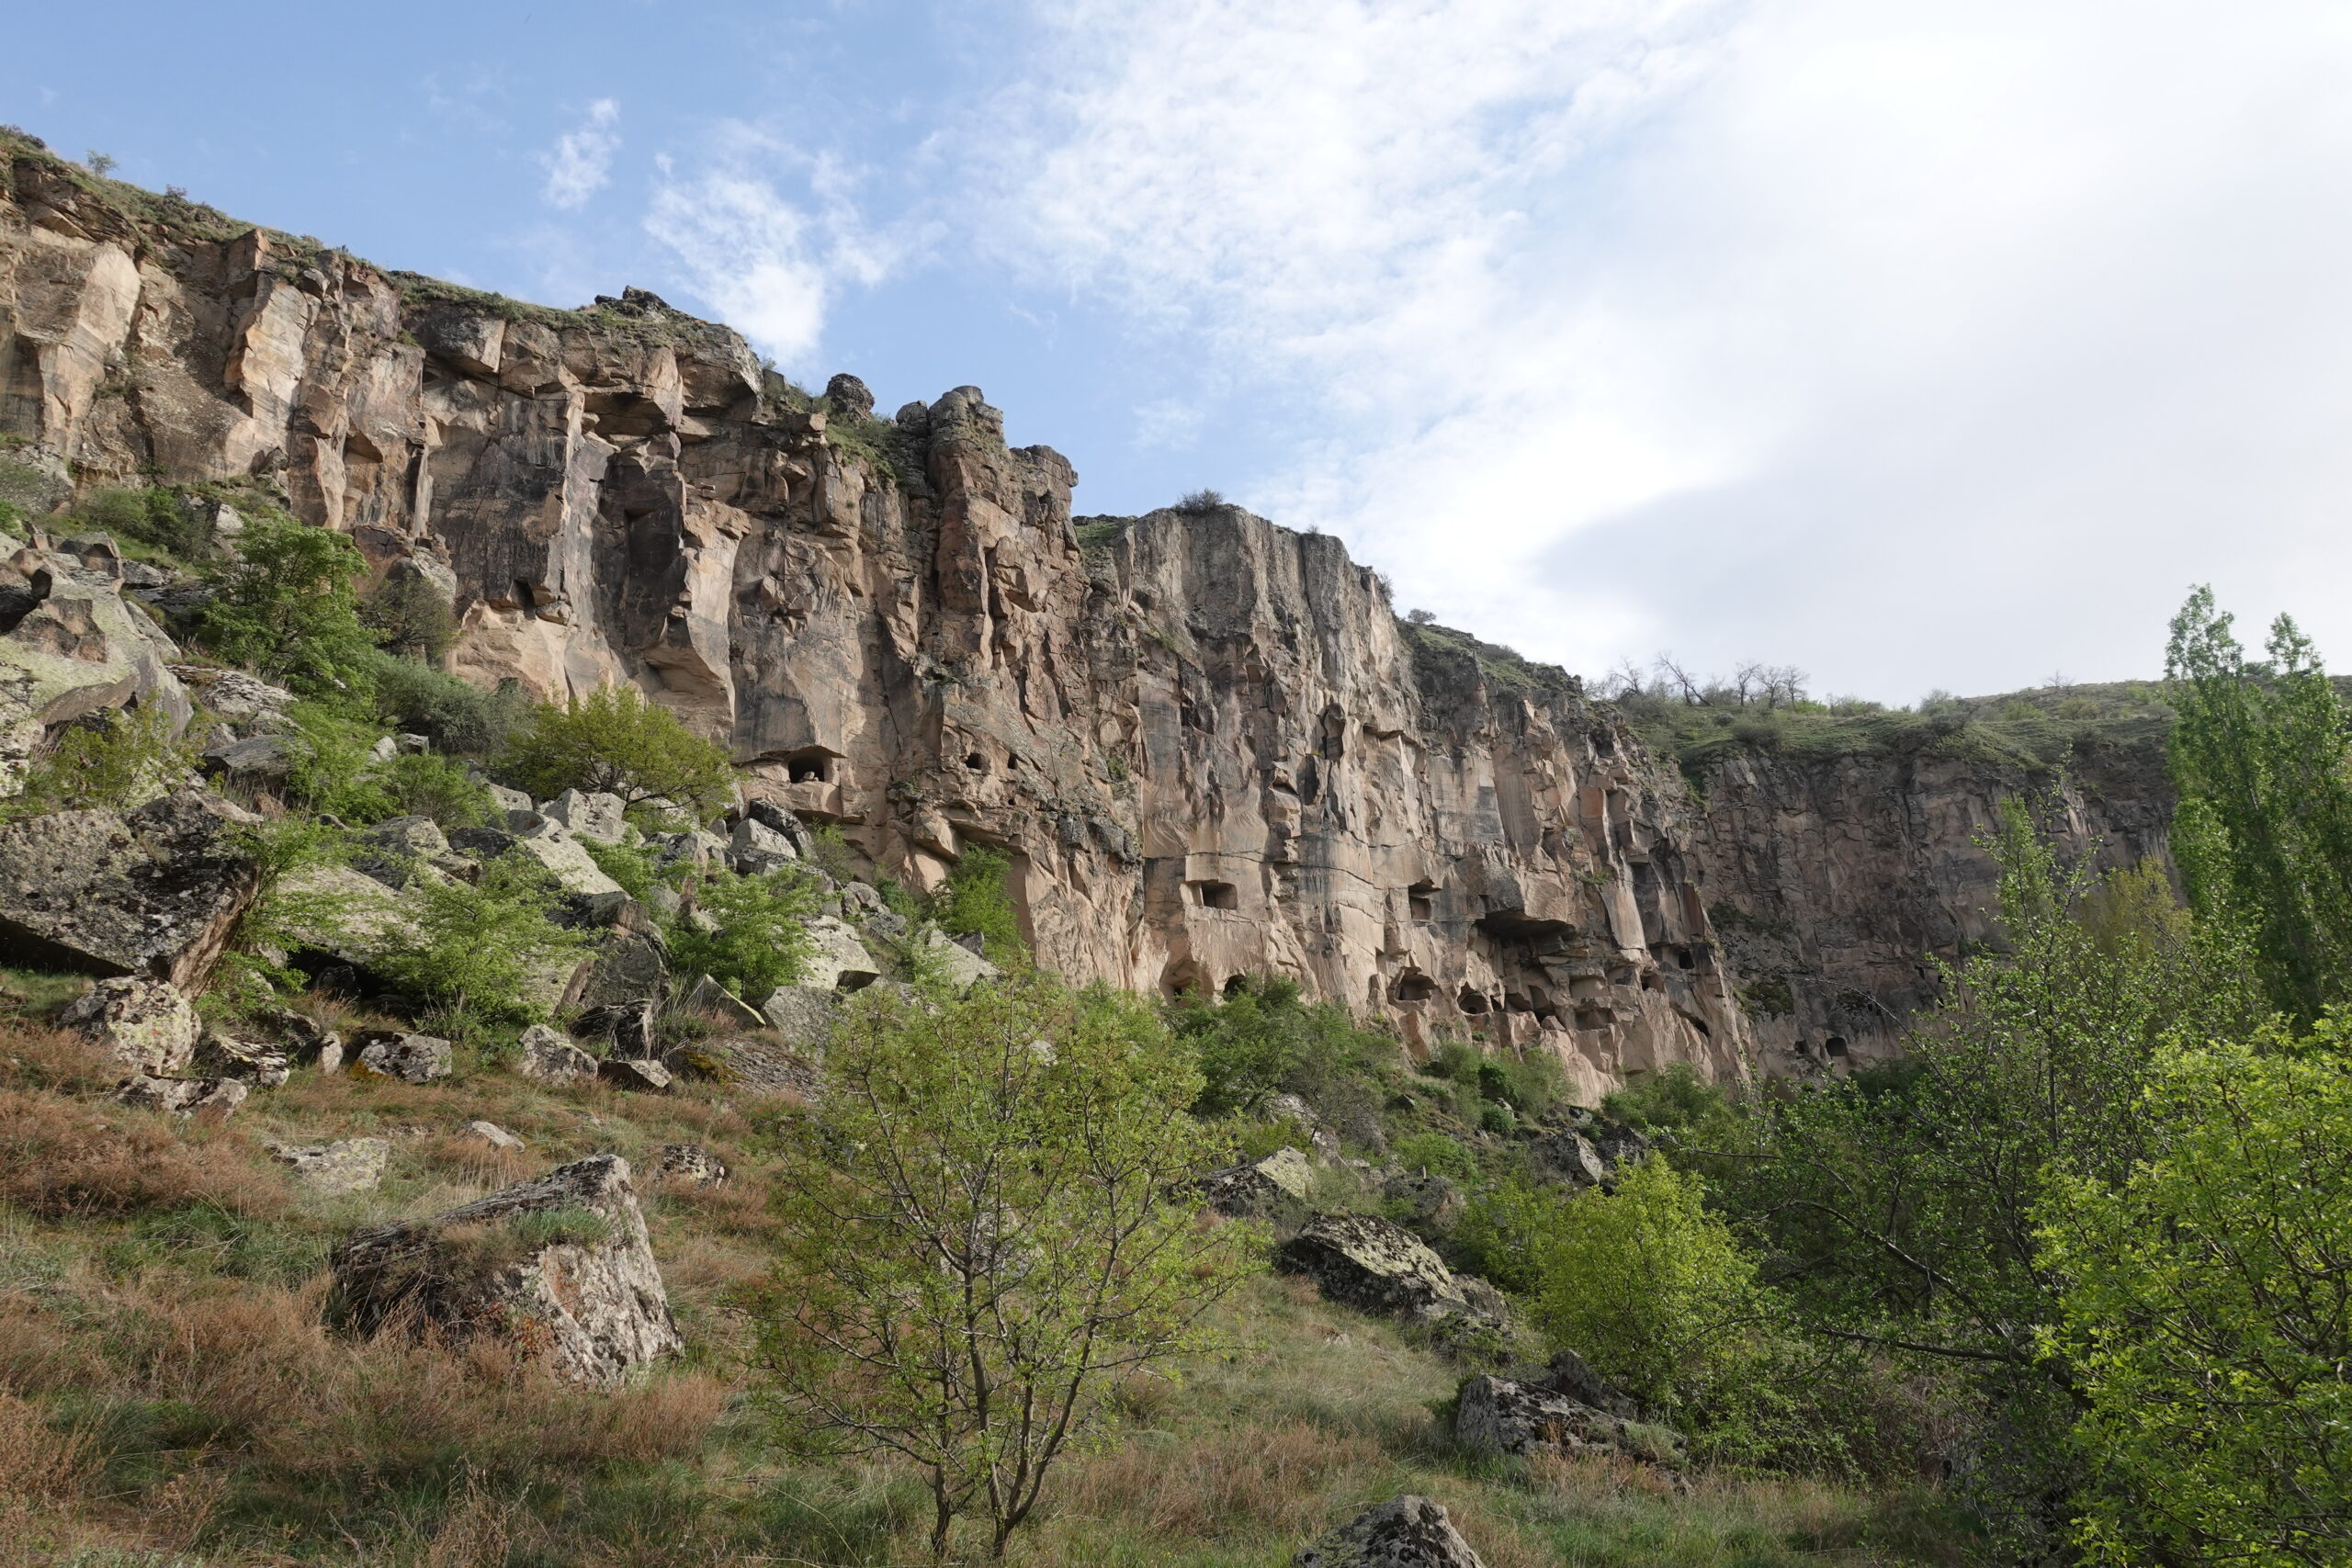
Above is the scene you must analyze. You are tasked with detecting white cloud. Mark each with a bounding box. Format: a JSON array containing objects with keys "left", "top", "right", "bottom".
[
  {"left": 541, "top": 98, "right": 621, "bottom": 210},
  {"left": 975, "top": 0, "right": 2352, "bottom": 698},
  {"left": 642, "top": 130, "right": 895, "bottom": 367}
]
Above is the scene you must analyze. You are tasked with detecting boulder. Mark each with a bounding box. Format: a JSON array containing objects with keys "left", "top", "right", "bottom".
[
  {"left": 58, "top": 976, "right": 199, "bottom": 1076},
  {"left": 802, "top": 917, "right": 882, "bottom": 991},
  {"left": 447, "top": 825, "right": 520, "bottom": 859},
  {"left": 460, "top": 1119, "right": 526, "bottom": 1151},
  {"left": 1197, "top": 1146, "right": 1317, "bottom": 1221},
  {"left": 675, "top": 1033, "right": 820, "bottom": 1098},
  {"left": 275, "top": 862, "right": 422, "bottom": 972},
  {"left": 574, "top": 999, "right": 658, "bottom": 1057},
  {"left": 193, "top": 1029, "right": 292, "bottom": 1088},
  {"left": 327, "top": 1154, "right": 683, "bottom": 1387},
  {"left": 368, "top": 815, "right": 450, "bottom": 858},
  {"left": 0, "top": 552, "right": 189, "bottom": 736},
  {"left": 1295, "top": 1496, "right": 1487, "bottom": 1568},
  {"left": 682, "top": 973, "right": 764, "bottom": 1030},
  {"left": 648, "top": 829, "right": 728, "bottom": 870},
  {"left": 918, "top": 925, "right": 1000, "bottom": 988},
  {"left": 257, "top": 1008, "right": 344, "bottom": 1071},
  {"left": 1544, "top": 1348, "right": 1639, "bottom": 1419},
  {"left": 653, "top": 1143, "right": 729, "bottom": 1186},
  {"left": 351, "top": 1030, "right": 453, "bottom": 1083},
  {"left": 1453, "top": 1374, "right": 1682, "bottom": 1466},
  {"left": 481, "top": 781, "right": 534, "bottom": 815},
  {"left": 1381, "top": 1169, "right": 1466, "bottom": 1234},
  {"left": 200, "top": 732, "right": 295, "bottom": 789},
  {"left": 505, "top": 818, "right": 625, "bottom": 897},
  {"left": 515, "top": 1023, "right": 598, "bottom": 1084},
  {"left": 1276, "top": 1215, "right": 1504, "bottom": 1327},
  {"left": 729, "top": 816, "right": 797, "bottom": 874},
  {"left": 268, "top": 1137, "right": 391, "bottom": 1195},
  {"left": 1527, "top": 1127, "right": 1609, "bottom": 1188},
  {"left": 568, "top": 925, "right": 670, "bottom": 1009},
  {"left": 743, "top": 795, "right": 813, "bottom": 853},
  {"left": 111, "top": 1074, "right": 249, "bottom": 1118},
  {"left": 0, "top": 790, "right": 261, "bottom": 986},
  {"left": 543, "top": 788, "right": 626, "bottom": 844},
  {"left": 598, "top": 1056, "right": 673, "bottom": 1093},
  {"left": 759, "top": 983, "right": 839, "bottom": 1050},
  {"left": 173, "top": 665, "right": 294, "bottom": 730}
]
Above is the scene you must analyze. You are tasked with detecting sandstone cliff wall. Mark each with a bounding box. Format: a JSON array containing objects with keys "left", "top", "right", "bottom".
[{"left": 0, "top": 141, "right": 1753, "bottom": 1102}]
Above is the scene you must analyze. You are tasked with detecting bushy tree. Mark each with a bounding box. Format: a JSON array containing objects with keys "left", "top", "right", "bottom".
[
  {"left": 751, "top": 976, "right": 1254, "bottom": 1559},
  {"left": 197, "top": 514, "right": 378, "bottom": 694},
  {"left": 669, "top": 865, "right": 820, "bottom": 999},
  {"left": 499, "top": 684, "right": 736, "bottom": 818},
  {"left": 1168, "top": 973, "right": 1396, "bottom": 1134},
  {"left": 2041, "top": 1032, "right": 2352, "bottom": 1567},
  {"left": 5, "top": 704, "right": 201, "bottom": 818},
  {"left": 374, "top": 852, "right": 588, "bottom": 1037},
  {"left": 931, "top": 844, "right": 1026, "bottom": 965},
  {"left": 2166, "top": 586, "right": 2352, "bottom": 1022}
]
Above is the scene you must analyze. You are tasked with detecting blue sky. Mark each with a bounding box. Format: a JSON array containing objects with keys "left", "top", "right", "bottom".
[{"left": 15, "top": 1, "right": 2352, "bottom": 701}]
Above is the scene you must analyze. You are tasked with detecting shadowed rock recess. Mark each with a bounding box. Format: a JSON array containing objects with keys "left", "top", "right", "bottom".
[{"left": 0, "top": 136, "right": 2177, "bottom": 1092}]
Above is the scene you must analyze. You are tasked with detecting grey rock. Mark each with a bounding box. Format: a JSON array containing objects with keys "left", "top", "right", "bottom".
[
  {"left": 1545, "top": 1348, "right": 1639, "bottom": 1419},
  {"left": 1454, "top": 1374, "right": 1682, "bottom": 1466},
  {"left": 460, "top": 1119, "right": 526, "bottom": 1151},
  {"left": 194, "top": 1029, "right": 292, "bottom": 1088},
  {"left": 506, "top": 818, "right": 625, "bottom": 897},
  {"left": 368, "top": 815, "right": 450, "bottom": 858},
  {"left": 682, "top": 973, "right": 764, "bottom": 1030},
  {"left": 268, "top": 1136, "right": 391, "bottom": 1194},
  {"left": 824, "top": 371, "right": 875, "bottom": 422},
  {"left": 1197, "top": 1146, "right": 1317, "bottom": 1222},
  {"left": 258, "top": 1009, "right": 345, "bottom": 1071},
  {"left": 802, "top": 916, "right": 882, "bottom": 991},
  {"left": 543, "top": 788, "right": 626, "bottom": 844},
  {"left": 200, "top": 733, "right": 294, "bottom": 787},
  {"left": 1295, "top": 1496, "right": 1487, "bottom": 1568},
  {"left": 571, "top": 926, "right": 670, "bottom": 1009},
  {"left": 515, "top": 1023, "right": 597, "bottom": 1084},
  {"left": 729, "top": 815, "right": 797, "bottom": 874},
  {"left": 0, "top": 790, "right": 261, "bottom": 987},
  {"left": 1381, "top": 1170, "right": 1466, "bottom": 1234},
  {"left": 447, "top": 825, "right": 520, "bottom": 859},
  {"left": 682, "top": 1033, "right": 820, "bottom": 1098},
  {"left": 1276, "top": 1215, "right": 1504, "bottom": 1327},
  {"left": 59, "top": 976, "right": 199, "bottom": 1076},
  {"left": 328, "top": 1154, "right": 682, "bottom": 1387},
  {"left": 840, "top": 880, "right": 882, "bottom": 912},
  {"left": 351, "top": 1030, "right": 453, "bottom": 1084},
  {"left": 598, "top": 1056, "right": 673, "bottom": 1093},
  {"left": 173, "top": 665, "right": 294, "bottom": 730},
  {"left": 654, "top": 1143, "right": 729, "bottom": 1186},
  {"left": 575, "top": 998, "right": 658, "bottom": 1057},
  {"left": 482, "top": 781, "right": 534, "bottom": 815},
  {"left": 111, "top": 1073, "right": 249, "bottom": 1118},
  {"left": 917, "top": 925, "right": 1000, "bottom": 989},
  {"left": 1527, "top": 1127, "right": 1610, "bottom": 1188},
  {"left": 759, "top": 983, "right": 839, "bottom": 1049}
]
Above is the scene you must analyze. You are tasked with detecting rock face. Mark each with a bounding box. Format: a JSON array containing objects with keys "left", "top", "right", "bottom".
[
  {"left": 1295, "top": 1496, "right": 1487, "bottom": 1568},
  {"left": 1276, "top": 1215, "right": 1503, "bottom": 1328},
  {"left": 0, "top": 791, "right": 260, "bottom": 986},
  {"left": 328, "top": 1154, "right": 682, "bottom": 1386},
  {"left": 0, "top": 144, "right": 1747, "bottom": 1100}
]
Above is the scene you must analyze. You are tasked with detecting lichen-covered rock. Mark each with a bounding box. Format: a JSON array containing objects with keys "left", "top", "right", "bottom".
[
  {"left": 681, "top": 973, "right": 763, "bottom": 1030},
  {"left": 573, "top": 1000, "right": 657, "bottom": 1057},
  {"left": 351, "top": 1031, "right": 452, "bottom": 1083},
  {"left": 1295, "top": 1496, "right": 1487, "bottom": 1568},
  {"left": 1276, "top": 1215, "right": 1503, "bottom": 1327},
  {"left": 1453, "top": 1374, "right": 1683, "bottom": 1466},
  {"left": 679, "top": 1032, "right": 820, "bottom": 1097},
  {"left": 654, "top": 1143, "right": 729, "bottom": 1186},
  {"left": 801, "top": 917, "right": 881, "bottom": 991},
  {"left": 461, "top": 1119, "right": 526, "bottom": 1151},
  {"left": 918, "top": 926, "right": 1000, "bottom": 989},
  {"left": 0, "top": 791, "right": 260, "bottom": 986},
  {"left": 729, "top": 815, "right": 797, "bottom": 874},
  {"left": 256, "top": 1009, "right": 345, "bottom": 1071},
  {"left": 112, "top": 1074, "right": 249, "bottom": 1117},
  {"left": 506, "top": 818, "right": 625, "bottom": 897},
  {"left": 598, "top": 1056, "right": 673, "bottom": 1093},
  {"left": 174, "top": 665, "right": 294, "bottom": 729},
  {"left": 1380, "top": 1169, "right": 1466, "bottom": 1234},
  {"left": 759, "top": 983, "right": 839, "bottom": 1051},
  {"left": 516, "top": 1023, "right": 597, "bottom": 1084},
  {"left": 200, "top": 732, "right": 294, "bottom": 788},
  {"left": 269, "top": 1137, "right": 391, "bottom": 1194},
  {"left": 0, "top": 549, "right": 189, "bottom": 738},
  {"left": 1526, "top": 1126, "right": 1609, "bottom": 1188},
  {"left": 58, "top": 976, "right": 199, "bottom": 1076},
  {"left": 542, "top": 788, "right": 627, "bottom": 843},
  {"left": 327, "top": 1154, "right": 682, "bottom": 1387},
  {"left": 1197, "top": 1146, "right": 1316, "bottom": 1222},
  {"left": 194, "top": 1029, "right": 292, "bottom": 1088}
]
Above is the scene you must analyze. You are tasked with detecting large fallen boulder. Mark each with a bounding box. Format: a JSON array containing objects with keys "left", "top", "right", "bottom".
[
  {"left": 541, "top": 789, "right": 625, "bottom": 844},
  {"left": 327, "top": 1154, "right": 682, "bottom": 1387},
  {"left": 1295, "top": 1496, "right": 1487, "bottom": 1568},
  {"left": 505, "top": 818, "right": 625, "bottom": 897},
  {"left": 58, "top": 976, "right": 199, "bottom": 1076},
  {"left": 799, "top": 917, "right": 881, "bottom": 991},
  {"left": 515, "top": 1023, "right": 599, "bottom": 1085},
  {"left": 1453, "top": 1374, "right": 1683, "bottom": 1466},
  {"left": 111, "top": 1074, "right": 249, "bottom": 1118},
  {"left": 1196, "top": 1146, "right": 1317, "bottom": 1222},
  {"left": 350, "top": 1031, "right": 452, "bottom": 1083},
  {"left": 0, "top": 548, "right": 189, "bottom": 739},
  {"left": 1275, "top": 1215, "right": 1506, "bottom": 1328},
  {"left": 917, "top": 926, "right": 1000, "bottom": 989},
  {"left": 0, "top": 790, "right": 260, "bottom": 986}
]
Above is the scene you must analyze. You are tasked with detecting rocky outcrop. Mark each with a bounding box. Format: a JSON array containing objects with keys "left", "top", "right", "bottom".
[
  {"left": 0, "top": 141, "right": 1747, "bottom": 1101},
  {"left": 1276, "top": 1214, "right": 1505, "bottom": 1329},
  {"left": 111, "top": 1073, "right": 247, "bottom": 1117},
  {"left": 268, "top": 1136, "right": 391, "bottom": 1194},
  {"left": 0, "top": 790, "right": 260, "bottom": 985},
  {"left": 1295, "top": 1496, "right": 1487, "bottom": 1568},
  {"left": 350, "top": 1030, "right": 451, "bottom": 1083},
  {"left": 327, "top": 1154, "right": 681, "bottom": 1387},
  {"left": 1453, "top": 1374, "right": 1682, "bottom": 1466},
  {"left": 58, "top": 975, "right": 198, "bottom": 1076},
  {"left": 1197, "top": 1146, "right": 1317, "bottom": 1223}
]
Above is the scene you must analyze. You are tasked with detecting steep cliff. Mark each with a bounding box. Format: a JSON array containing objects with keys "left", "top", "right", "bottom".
[{"left": 0, "top": 133, "right": 1751, "bottom": 1102}]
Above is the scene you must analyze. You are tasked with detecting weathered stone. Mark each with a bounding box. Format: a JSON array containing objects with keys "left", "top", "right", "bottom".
[
  {"left": 918, "top": 926, "right": 1000, "bottom": 989},
  {"left": 653, "top": 1143, "right": 729, "bottom": 1186},
  {"left": 368, "top": 815, "right": 450, "bottom": 858},
  {"left": 1381, "top": 1169, "right": 1466, "bottom": 1233},
  {"left": 597, "top": 1056, "right": 673, "bottom": 1093},
  {"left": 543, "top": 788, "right": 626, "bottom": 844},
  {"left": 1276, "top": 1215, "right": 1503, "bottom": 1327},
  {"left": 258, "top": 1008, "right": 345, "bottom": 1071},
  {"left": 482, "top": 781, "right": 534, "bottom": 815},
  {"left": 729, "top": 815, "right": 797, "bottom": 874},
  {"left": 0, "top": 549, "right": 189, "bottom": 737},
  {"left": 515, "top": 1023, "right": 597, "bottom": 1084},
  {"left": 194, "top": 1029, "right": 292, "bottom": 1088},
  {"left": 1544, "top": 1348, "right": 1638, "bottom": 1419},
  {"left": 58, "top": 976, "right": 199, "bottom": 1076},
  {"left": 268, "top": 1137, "right": 391, "bottom": 1194},
  {"left": 759, "top": 983, "right": 839, "bottom": 1050},
  {"left": 111, "top": 1074, "right": 249, "bottom": 1117},
  {"left": 802, "top": 916, "right": 881, "bottom": 991},
  {"left": 1295, "top": 1496, "right": 1487, "bottom": 1568},
  {"left": 1454, "top": 1374, "right": 1682, "bottom": 1466},
  {"left": 574, "top": 999, "right": 657, "bottom": 1057},
  {"left": 447, "top": 825, "right": 520, "bottom": 859},
  {"left": 1197, "top": 1146, "right": 1317, "bottom": 1221},
  {"left": 174, "top": 665, "right": 294, "bottom": 730},
  {"left": 1527, "top": 1127, "right": 1609, "bottom": 1188},
  {"left": 0, "top": 790, "right": 260, "bottom": 986},
  {"left": 648, "top": 829, "right": 728, "bottom": 870},
  {"left": 351, "top": 1030, "right": 453, "bottom": 1083},
  {"left": 681, "top": 973, "right": 764, "bottom": 1030},
  {"left": 681, "top": 1033, "right": 820, "bottom": 1097},
  {"left": 328, "top": 1154, "right": 682, "bottom": 1387},
  {"left": 570, "top": 926, "right": 669, "bottom": 1008},
  {"left": 506, "top": 818, "right": 625, "bottom": 897},
  {"left": 200, "top": 733, "right": 293, "bottom": 788},
  {"left": 460, "top": 1119, "right": 526, "bottom": 1151}
]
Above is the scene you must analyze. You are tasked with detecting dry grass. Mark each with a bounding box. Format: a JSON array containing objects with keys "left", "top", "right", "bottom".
[{"left": 0, "top": 1090, "right": 287, "bottom": 1219}]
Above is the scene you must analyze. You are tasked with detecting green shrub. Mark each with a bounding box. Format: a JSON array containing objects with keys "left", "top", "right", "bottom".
[
  {"left": 1390, "top": 1131, "right": 1476, "bottom": 1181},
  {"left": 373, "top": 751, "right": 492, "bottom": 829},
  {"left": 499, "top": 685, "right": 736, "bottom": 818},
  {"left": 74, "top": 486, "right": 207, "bottom": 558},
  {"left": 668, "top": 866, "right": 821, "bottom": 999},
  {"left": 1422, "top": 1040, "right": 1480, "bottom": 1083},
  {"left": 281, "top": 702, "right": 394, "bottom": 820},
  {"left": 1167, "top": 976, "right": 1396, "bottom": 1145},
  {"left": 209, "top": 816, "right": 356, "bottom": 1010},
  {"left": 582, "top": 838, "right": 680, "bottom": 906},
  {"left": 5, "top": 705, "right": 202, "bottom": 818},
  {"left": 364, "top": 652, "right": 526, "bottom": 756},
  {"left": 198, "top": 514, "right": 378, "bottom": 694},
  {"left": 1603, "top": 1061, "right": 1743, "bottom": 1148},
  {"left": 359, "top": 571, "right": 456, "bottom": 662},
  {"left": 373, "top": 851, "right": 589, "bottom": 1038},
  {"left": 1476, "top": 1051, "right": 1564, "bottom": 1116},
  {"left": 932, "top": 844, "right": 1025, "bottom": 965}
]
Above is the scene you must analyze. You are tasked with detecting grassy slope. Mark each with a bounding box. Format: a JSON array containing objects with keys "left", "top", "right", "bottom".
[{"left": 0, "top": 998, "right": 1954, "bottom": 1568}]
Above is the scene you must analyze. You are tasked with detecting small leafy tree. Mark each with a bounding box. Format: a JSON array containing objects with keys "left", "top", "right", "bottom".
[
  {"left": 359, "top": 571, "right": 457, "bottom": 662},
  {"left": 668, "top": 865, "right": 820, "bottom": 998},
  {"left": 6, "top": 704, "right": 203, "bottom": 817},
  {"left": 198, "top": 513, "right": 378, "bottom": 694},
  {"left": 2040, "top": 1032, "right": 2352, "bottom": 1567},
  {"left": 374, "top": 852, "right": 588, "bottom": 1037},
  {"left": 932, "top": 844, "right": 1026, "bottom": 965},
  {"left": 1167, "top": 973, "right": 1396, "bottom": 1133},
  {"left": 752, "top": 976, "right": 1255, "bottom": 1559},
  {"left": 499, "top": 684, "right": 736, "bottom": 818},
  {"left": 209, "top": 817, "right": 356, "bottom": 1010}
]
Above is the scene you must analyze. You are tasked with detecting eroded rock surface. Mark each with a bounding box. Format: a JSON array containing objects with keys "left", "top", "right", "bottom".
[
  {"left": 58, "top": 976, "right": 198, "bottom": 1076},
  {"left": 1454, "top": 1374, "right": 1682, "bottom": 1466},
  {"left": 1295, "top": 1496, "right": 1487, "bottom": 1568},
  {"left": 0, "top": 791, "right": 260, "bottom": 986},
  {"left": 1276, "top": 1214, "right": 1503, "bottom": 1328}
]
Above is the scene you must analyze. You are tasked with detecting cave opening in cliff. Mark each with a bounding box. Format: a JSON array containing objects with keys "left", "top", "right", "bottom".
[
  {"left": 1824, "top": 1035, "right": 1849, "bottom": 1057},
  {"left": 783, "top": 749, "right": 836, "bottom": 784},
  {"left": 1456, "top": 987, "right": 1490, "bottom": 1015},
  {"left": 1222, "top": 974, "right": 1249, "bottom": 998},
  {"left": 1391, "top": 971, "right": 1436, "bottom": 1003},
  {"left": 1190, "top": 880, "right": 1239, "bottom": 910},
  {"left": 965, "top": 752, "right": 988, "bottom": 773},
  {"left": 1408, "top": 882, "right": 1435, "bottom": 921}
]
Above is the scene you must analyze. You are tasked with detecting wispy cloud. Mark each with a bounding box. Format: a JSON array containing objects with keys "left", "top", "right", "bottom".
[{"left": 542, "top": 98, "right": 620, "bottom": 209}]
